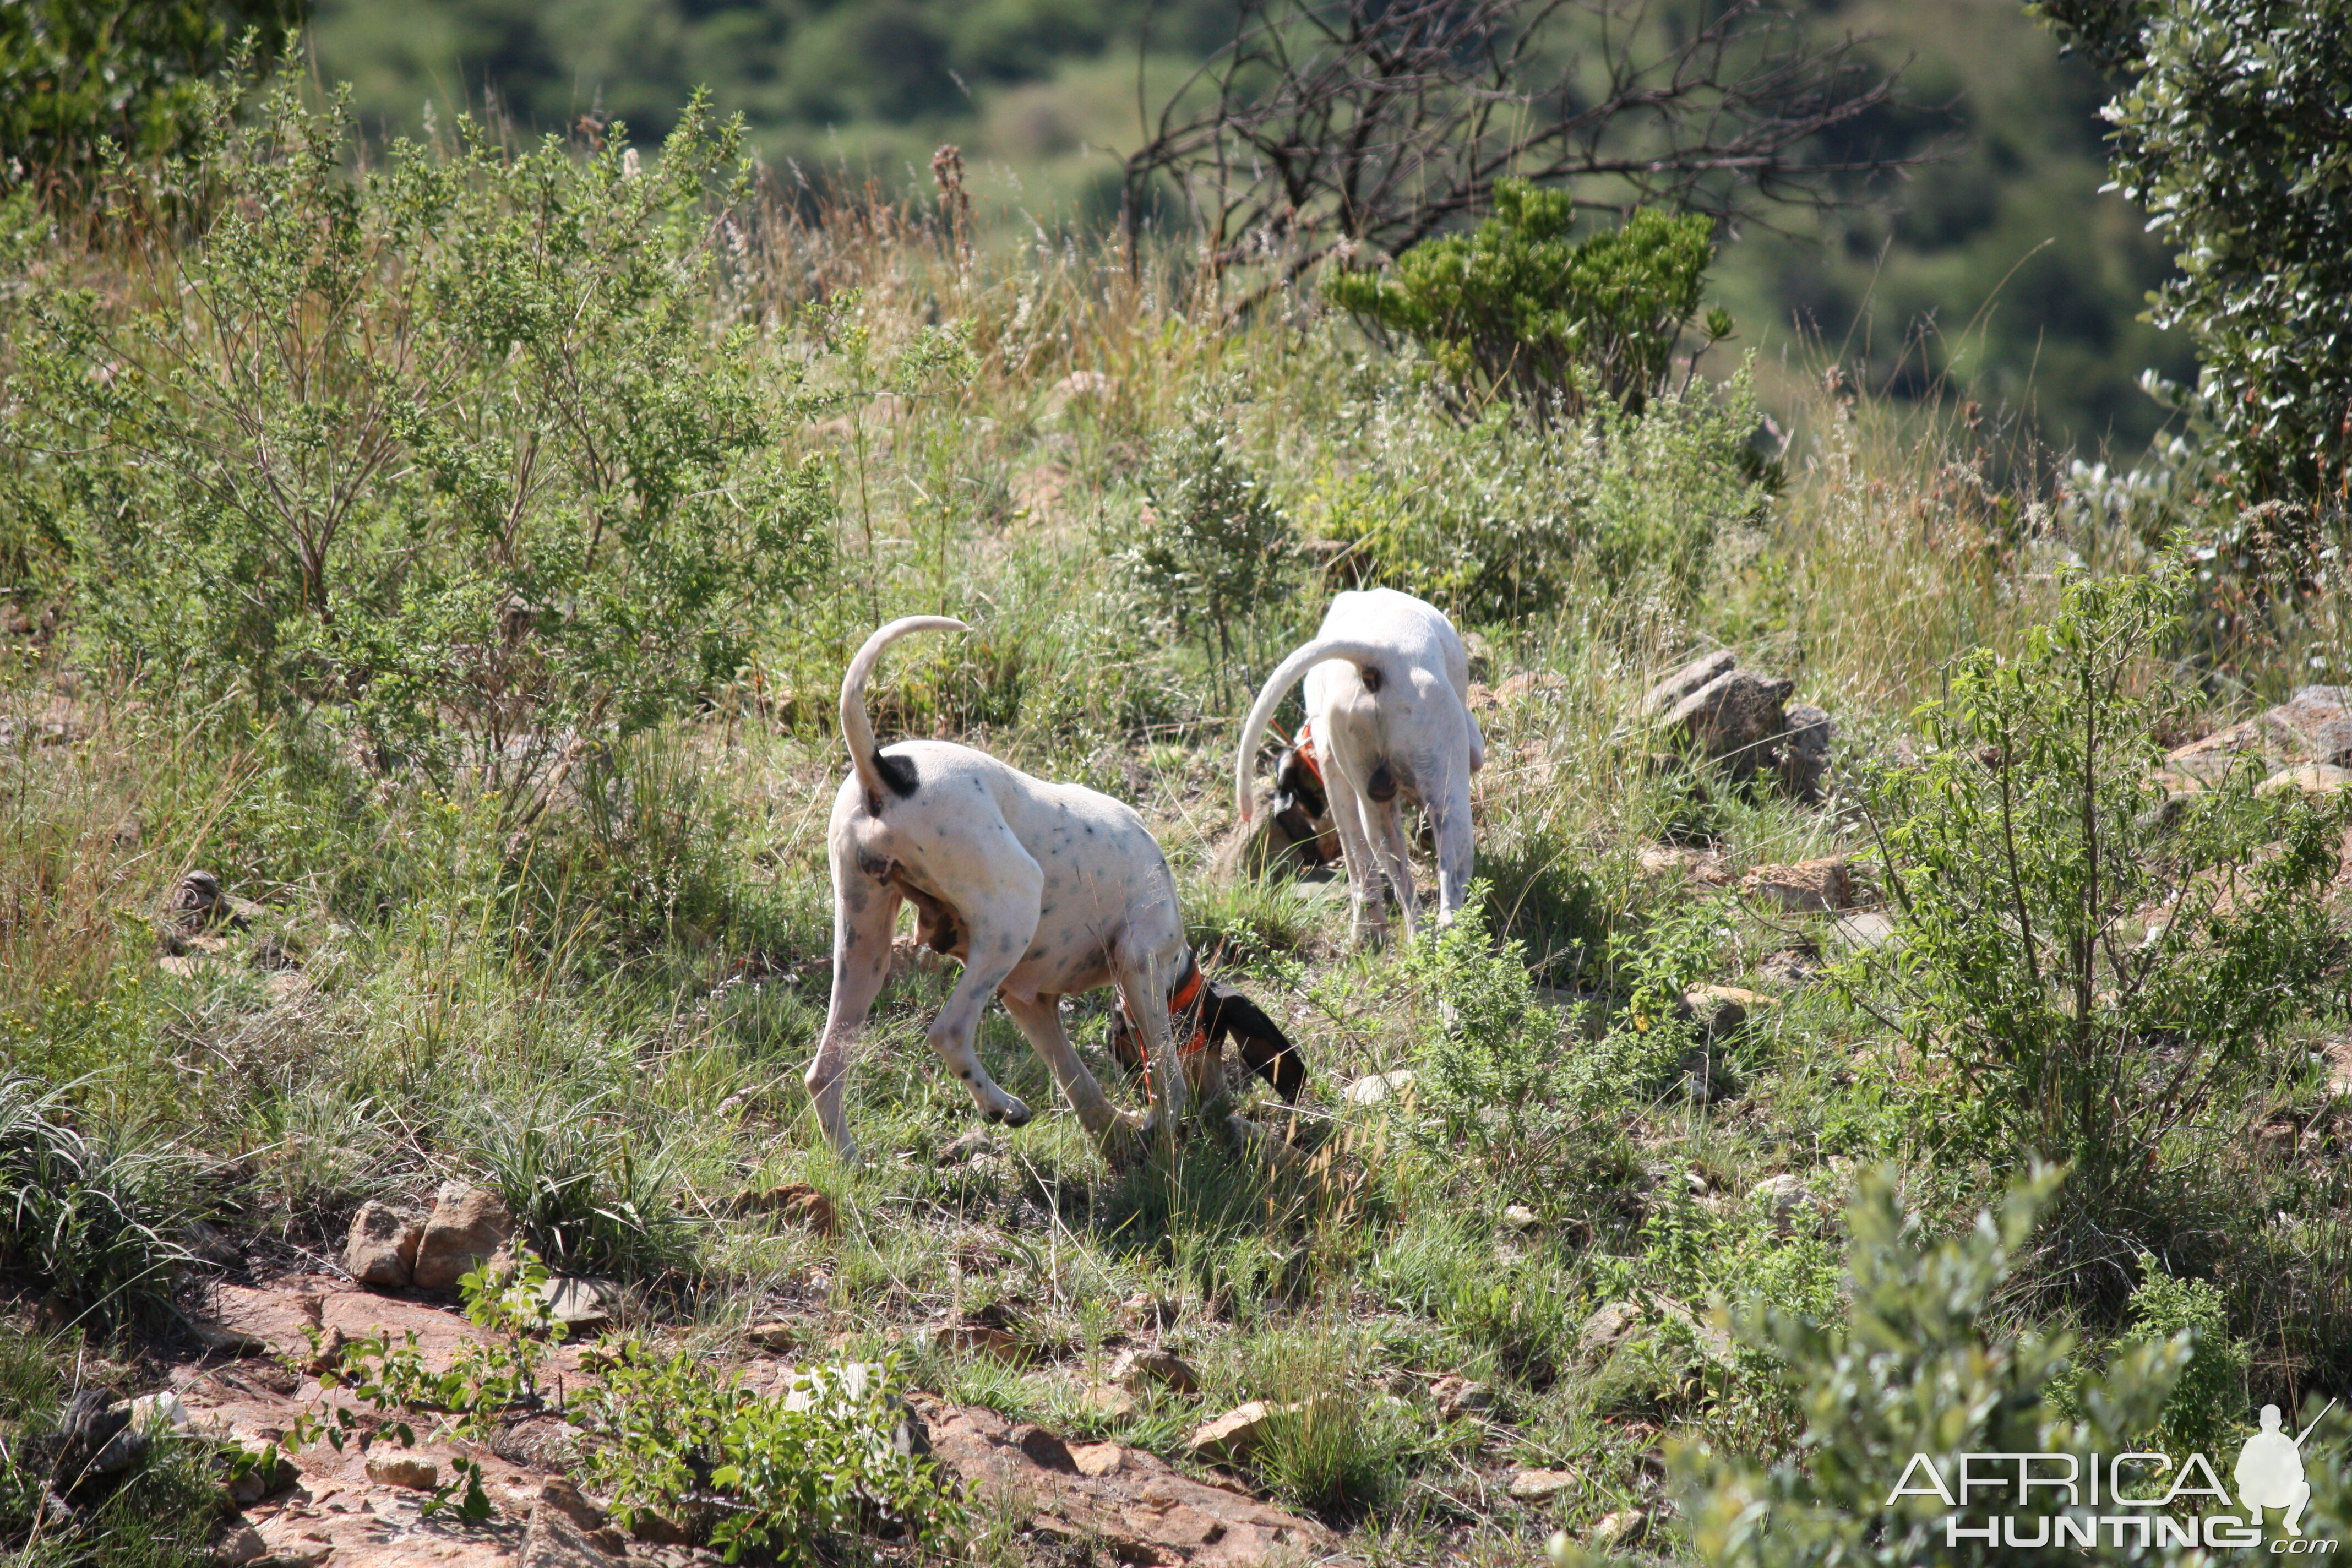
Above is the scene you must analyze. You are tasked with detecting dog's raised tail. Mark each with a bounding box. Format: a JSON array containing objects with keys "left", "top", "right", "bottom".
[
  {"left": 1234, "top": 635, "right": 1389, "bottom": 822},
  {"left": 842, "top": 616, "right": 970, "bottom": 805}
]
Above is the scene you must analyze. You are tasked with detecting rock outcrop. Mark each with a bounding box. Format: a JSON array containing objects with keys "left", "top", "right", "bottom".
[{"left": 1642, "top": 651, "right": 1837, "bottom": 801}]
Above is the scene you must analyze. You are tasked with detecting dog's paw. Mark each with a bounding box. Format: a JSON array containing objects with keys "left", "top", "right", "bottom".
[
  {"left": 976, "top": 1090, "right": 1032, "bottom": 1128},
  {"left": 999, "top": 1095, "right": 1033, "bottom": 1128}
]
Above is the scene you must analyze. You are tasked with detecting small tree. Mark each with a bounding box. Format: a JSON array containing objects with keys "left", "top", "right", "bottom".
[
  {"left": 1847, "top": 566, "right": 2344, "bottom": 1212},
  {"left": 2030, "top": 0, "right": 2352, "bottom": 503},
  {"left": 3, "top": 68, "right": 832, "bottom": 818},
  {"left": 1111, "top": 411, "right": 1299, "bottom": 699},
  {"left": 1325, "top": 186, "right": 1732, "bottom": 415}
]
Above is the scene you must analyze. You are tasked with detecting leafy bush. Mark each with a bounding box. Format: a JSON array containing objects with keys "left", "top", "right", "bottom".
[
  {"left": 1849, "top": 567, "right": 2344, "bottom": 1211},
  {"left": 0, "top": 0, "right": 300, "bottom": 202},
  {"left": 582, "top": 1345, "right": 961, "bottom": 1563},
  {"left": 1671, "top": 1166, "right": 2208, "bottom": 1567},
  {"left": 2034, "top": 0, "right": 2352, "bottom": 503},
  {"left": 1110, "top": 406, "right": 1300, "bottom": 697},
  {"left": 2, "top": 69, "right": 830, "bottom": 815},
  {"left": 1401, "top": 894, "right": 1693, "bottom": 1164},
  {"left": 2116, "top": 1256, "right": 2247, "bottom": 1455},
  {"left": 1328, "top": 368, "right": 1766, "bottom": 624},
  {"left": 0, "top": 1075, "right": 194, "bottom": 1333},
  {"left": 1325, "top": 185, "right": 1729, "bottom": 415}
]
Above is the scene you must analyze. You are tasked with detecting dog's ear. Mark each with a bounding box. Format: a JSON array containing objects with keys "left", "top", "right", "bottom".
[
  {"left": 1273, "top": 748, "right": 1327, "bottom": 819},
  {"left": 1205, "top": 981, "right": 1305, "bottom": 1102}
]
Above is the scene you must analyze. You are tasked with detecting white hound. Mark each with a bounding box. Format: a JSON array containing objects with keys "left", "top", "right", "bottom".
[
  {"left": 807, "top": 617, "right": 1292, "bottom": 1165},
  {"left": 1235, "top": 588, "right": 1484, "bottom": 945}
]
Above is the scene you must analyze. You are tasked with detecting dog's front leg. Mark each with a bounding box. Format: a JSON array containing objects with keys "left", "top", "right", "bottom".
[
  {"left": 999, "top": 993, "right": 1134, "bottom": 1160},
  {"left": 927, "top": 863, "right": 1044, "bottom": 1129},
  {"left": 1113, "top": 945, "right": 1189, "bottom": 1156},
  {"left": 807, "top": 868, "right": 902, "bottom": 1167}
]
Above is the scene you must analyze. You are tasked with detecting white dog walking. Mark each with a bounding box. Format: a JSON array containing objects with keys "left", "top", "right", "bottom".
[
  {"left": 1235, "top": 588, "right": 1484, "bottom": 945},
  {"left": 807, "top": 617, "right": 1286, "bottom": 1166}
]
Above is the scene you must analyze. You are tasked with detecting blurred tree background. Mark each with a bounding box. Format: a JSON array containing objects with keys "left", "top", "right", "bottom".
[
  {"left": 9, "top": 0, "right": 2185, "bottom": 458},
  {"left": 297, "top": 0, "right": 2192, "bottom": 457}
]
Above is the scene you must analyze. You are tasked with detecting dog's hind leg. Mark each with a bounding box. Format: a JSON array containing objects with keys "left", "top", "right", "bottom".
[
  {"left": 999, "top": 993, "right": 1135, "bottom": 1161},
  {"left": 1325, "top": 779, "right": 1390, "bottom": 948},
  {"left": 806, "top": 868, "right": 902, "bottom": 1167},
  {"left": 1369, "top": 796, "right": 1421, "bottom": 943}
]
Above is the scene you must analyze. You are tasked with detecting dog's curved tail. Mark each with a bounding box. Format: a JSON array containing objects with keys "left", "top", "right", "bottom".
[
  {"left": 842, "top": 616, "right": 970, "bottom": 806},
  {"left": 1234, "top": 635, "right": 1390, "bottom": 822}
]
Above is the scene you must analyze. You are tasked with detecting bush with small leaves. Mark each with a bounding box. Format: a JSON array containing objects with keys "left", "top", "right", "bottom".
[{"left": 1326, "top": 185, "right": 1729, "bottom": 416}]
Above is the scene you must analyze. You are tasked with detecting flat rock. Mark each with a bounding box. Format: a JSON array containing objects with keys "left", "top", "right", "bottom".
[
  {"left": 1509, "top": 1467, "right": 1579, "bottom": 1502},
  {"left": 1081, "top": 1382, "right": 1138, "bottom": 1420},
  {"left": 1185, "top": 1400, "right": 1294, "bottom": 1463},
  {"left": 1741, "top": 856, "right": 1856, "bottom": 913},
  {"left": 1590, "top": 1509, "right": 1648, "bottom": 1550},
  {"left": 412, "top": 1183, "right": 513, "bottom": 1291},
  {"left": 1109, "top": 1347, "right": 1200, "bottom": 1396},
  {"left": 537, "top": 1276, "right": 611, "bottom": 1330},
  {"left": 1343, "top": 1069, "right": 1415, "bottom": 1106},
  {"left": 745, "top": 1320, "right": 797, "bottom": 1352},
  {"left": 1578, "top": 1301, "right": 1645, "bottom": 1362},
  {"left": 344, "top": 1201, "right": 424, "bottom": 1289},
  {"left": 1641, "top": 651, "right": 1738, "bottom": 715},
  {"left": 1667, "top": 669, "right": 1796, "bottom": 778},
  {"left": 2259, "top": 763, "right": 2352, "bottom": 796},
  {"left": 1830, "top": 910, "right": 1898, "bottom": 952},
  {"left": 1431, "top": 1375, "right": 1494, "bottom": 1419},
  {"left": 920, "top": 1396, "right": 1324, "bottom": 1565},
  {"left": 1636, "top": 843, "right": 1733, "bottom": 885},
  {"left": 519, "top": 1502, "right": 628, "bottom": 1567},
  {"left": 186, "top": 1281, "right": 323, "bottom": 1359},
  {"left": 2168, "top": 687, "right": 2352, "bottom": 783},
  {"left": 366, "top": 1452, "right": 439, "bottom": 1491}
]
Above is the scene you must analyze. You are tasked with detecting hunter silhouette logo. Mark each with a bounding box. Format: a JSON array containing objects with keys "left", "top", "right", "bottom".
[
  {"left": 2239, "top": 1401, "right": 2334, "bottom": 1539},
  {"left": 1887, "top": 1401, "right": 2340, "bottom": 1552}
]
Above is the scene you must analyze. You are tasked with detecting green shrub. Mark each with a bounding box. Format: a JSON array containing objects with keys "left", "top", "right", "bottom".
[
  {"left": 1325, "top": 186, "right": 1729, "bottom": 415},
  {"left": 2034, "top": 0, "right": 2352, "bottom": 504},
  {"left": 2, "top": 70, "right": 830, "bottom": 816},
  {"left": 0, "top": 1, "right": 300, "bottom": 203},
  {"left": 1671, "top": 1166, "right": 2196, "bottom": 1567},
  {"left": 582, "top": 1344, "right": 961, "bottom": 1563},
  {"left": 2117, "top": 1256, "right": 2248, "bottom": 1456},
  {"left": 1328, "top": 368, "right": 1766, "bottom": 624},
  {"left": 1110, "top": 406, "right": 1302, "bottom": 699},
  {"left": 0, "top": 1075, "right": 194, "bottom": 1333},
  {"left": 1849, "top": 566, "right": 2344, "bottom": 1213}
]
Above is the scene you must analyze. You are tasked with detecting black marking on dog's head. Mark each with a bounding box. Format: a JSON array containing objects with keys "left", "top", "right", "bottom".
[
  {"left": 1202, "top": 980, "right": 1306, "bottom": 1102},
  {"left": 873, "top": 749, "right": 919, "bottom": 799},
  {"left": 1359, "top": 662, "right": 1384, "bottom": 694},
  {"left": 1273, "top": 747, "right": 1327, "bottom": 820},
  {"left": 1365, "top": 763, "right": 1398, "bottom": 803}
]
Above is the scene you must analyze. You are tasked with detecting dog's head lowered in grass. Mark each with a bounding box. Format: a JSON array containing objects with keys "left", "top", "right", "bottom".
[{"left": 1103, "top": 950, "right": 1307, "bottom": 1104}]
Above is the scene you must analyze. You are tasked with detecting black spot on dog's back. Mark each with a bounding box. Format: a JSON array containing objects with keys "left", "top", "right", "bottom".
[{"left": 873, "top": 750, "right": 920, "bottom": 798}]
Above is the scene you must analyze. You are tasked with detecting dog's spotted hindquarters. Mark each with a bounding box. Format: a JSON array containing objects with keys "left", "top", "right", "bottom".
[
  {"left": 806, "top": 616, "right": 1306, "bottom": 1167},
  {"left": 1235, "top": 587, "right": 1485, "bottom": 947}
]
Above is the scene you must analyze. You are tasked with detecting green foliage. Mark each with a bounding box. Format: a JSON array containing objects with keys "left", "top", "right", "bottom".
[
  {"left": 1673, "top": 1166, "right": 2201, "bottom": 1567},
  {"left": 2120, "top": 1254, "right": 2247, "bottom": 1455},
  {"left": 1330, "top": 367, "right": 1766, "bottom": 624},
  {"left": 467, "top": 1093, "right": 694, "bottom": 1281},
  {"left": 2035, "top": 0, "right": 2352, "bottom": 502},
  {"left": 2, "top": 68, "right": 831, "bottom": 812},
  {"left": 1111, "top": 406, "right": 1300, "bottom": 694},
  {"left": 581, "top": 1344, "right": 962, "bottom": 1563},
  {"left": 0, "top": 1074, "right": 194, "bottom": 1333},
  {"left": 1850, "top": 566, "right": 2344, "bottom": 1201},
  {"left": 0, "top": 0, "right": 301, "bottom": 200},
  {"left": 285, "top": 1250, "right": 571, "bottom": 1521},
  {"left": 1400, "top": 893, "right": 1696, "bottom": 1167},
  {"left": 1325, "top": 188, "right": 1725, "bottom": 416}
]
